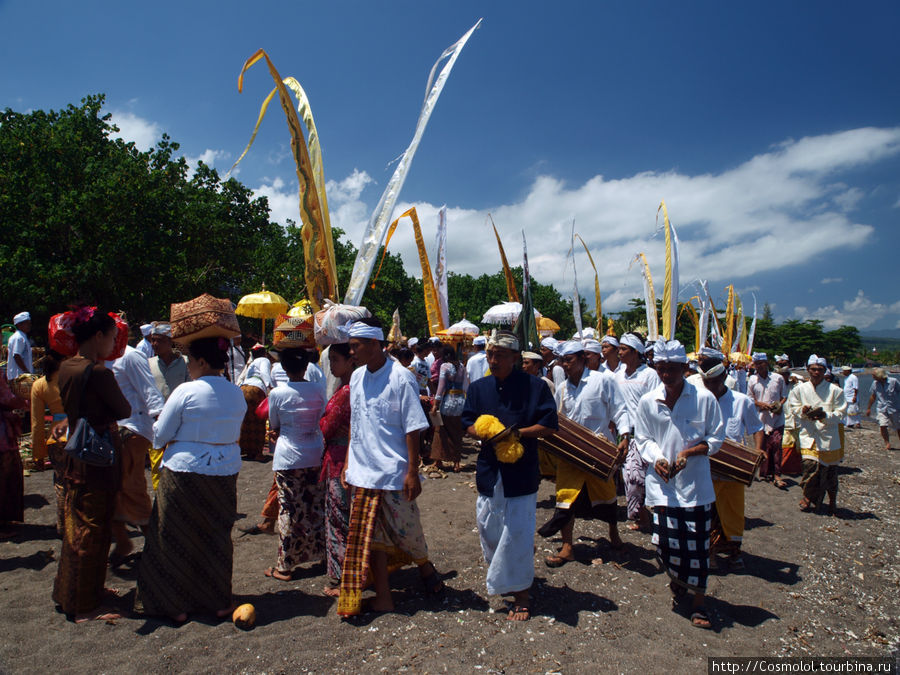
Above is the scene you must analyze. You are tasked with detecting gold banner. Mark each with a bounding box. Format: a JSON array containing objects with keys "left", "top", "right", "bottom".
[
  {"left": 489, "top": 215, "right": 519, "bottom": 303},
  {"left": 233, "top": 50, "right": 338, "bottom": 311},
  {"left": 658, "top": 200, "right": 679, "bottom": 341},
  {"left": 371, "top": 207, "right": 445, "bottom": 336},
  {"left": 630, "top": 253, "right": 658, "bottom": 341}
]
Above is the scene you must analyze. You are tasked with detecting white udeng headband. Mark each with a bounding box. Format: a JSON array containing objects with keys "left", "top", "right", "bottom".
[
  {"left": 700, "top": 362, "right": 726, "bottom": 379},
  {"left": 600, "top": 335, "right": 619, "bottom": 347},
  {"left": 346, "top": 321, "right": 384, "bottom": 341},
  {"left": 652, "top": 338, "right": 687, "bottom": 363},
  {"left": 620, "top": 333, "right": 644, "bottom": 353}
]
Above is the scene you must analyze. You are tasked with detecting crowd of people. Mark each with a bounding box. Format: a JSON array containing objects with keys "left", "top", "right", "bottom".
[{"left": 2, "top": 306, "right": 899, "bottom": 630}]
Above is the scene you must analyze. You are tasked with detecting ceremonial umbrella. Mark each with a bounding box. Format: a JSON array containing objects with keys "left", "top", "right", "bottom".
[
  {"left": 443, "top": 318, "right": 480, "bottom": 336},
  {"left": 481, "top": 302, "right": 541, "bottom": 325},
  {"left": 235, "top": 284, "right": 290, "bottom": 343},
  {"left": 287, "top": 299, "right": 313, "bottom": 318},
  {"left": 536, "top": 316, "right": 560, "bottom": 337}
]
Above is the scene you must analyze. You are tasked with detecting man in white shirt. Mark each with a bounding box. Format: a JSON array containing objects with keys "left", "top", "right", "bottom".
[
  {"left": 866, "top": 368, "right": 900, "bottom": 452},
  {"left": 111, "top": 344, "right": 165, "bottom": 564},
  {"left": 147, "top": 322, "right": 190, "bottom": 489},
  {"left": 616, "top": 332, "right": 661, "bottom": 532},
  {"left": 697, "top": 351, "right": 764, "bottom": 570},
  {"left": 789, "top": 355, "right": 846, "bottom": 514},
  {"left": 634, "top": 338, "right": 724, "bottom": 630},
  {"left": 135, "top": 323, "right": 154, "bottom": 359},
  {"left": 748, "top": 352, "right": 788, "bottom": 488},
  {"left": 581, "top": 339, "right": 603, "bottom": 371},
  {"left": 599, "top": 335, "right": 621, "bottom": 373},
  {"left": 6, "top": 311, "right": 33, "bottom": 380},
  {"left": 466, "top": 336, "right": 489, "bottom": 385},
  {"left": 226, "top": 336, "right": 246, "bottom": 384},
  {"left": 841, "top": 365, "right": 860, "bottom": 428},
  {"left": 338, "top": 318, "right": 441, "bottom": 617},
  {"left": 539, "top": 341, "right": 629, "bottom": 565}
]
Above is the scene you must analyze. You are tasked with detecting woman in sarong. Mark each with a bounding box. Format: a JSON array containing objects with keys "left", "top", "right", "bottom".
[
  {"left": 262, "top": 349, "right": 327, "bottom": 581},
  {"left": 135, "top": 337, "right": 246, "bottom": 623},
  {"left": 430, "top": 345, "right": 467, "bottom": 472},
  {"left": 53, "top": 308, "right": 131, "bottom": 622},
  {"left": 30, "top": 352, "right": 68, "bottom": 531},
  {"left": 238, "top": 344, "right": 272, "bottom": 461},
  {"left": 0, "top": 371, "right": 28, "bottom": 539},
  {"left": 319, "top": 343, "right": 353, "bottom": 596}
]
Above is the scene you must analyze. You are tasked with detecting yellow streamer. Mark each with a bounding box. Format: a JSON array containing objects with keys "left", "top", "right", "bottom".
[
  {"left": 723, "top": 285, "right": 735, "bottom": 354},
  {"left": 574, "top": 234, "right": 601, "bottom": 333},
  {"left": 658, "top": 200, "right": 678, "bottom": 341},
  {"left": 489, "top": 215, "right": 519, "bottom": 303},
  {"left": 233, "top": 50, "right": 338, "bottom": 311},
  {"left": 370, "top": 207, "right": 445, "bottom": 336},
  {"left": 630, "top": 253, "right": 658, "bottom": 340}
]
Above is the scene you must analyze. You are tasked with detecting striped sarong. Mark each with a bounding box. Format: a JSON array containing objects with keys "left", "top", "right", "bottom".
[
  {"left": 135, "top": 468, "right": 237, "bottom": 618},
  {"left": 337, "top": 488, "right": 381, "bottom": 617}
]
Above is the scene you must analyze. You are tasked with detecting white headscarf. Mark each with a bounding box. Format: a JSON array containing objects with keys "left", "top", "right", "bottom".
[
  {"left": 620, "top": 333, "right": 644, "bottom": 353},
  {"left": 807, "top": 354, "right": 827, "bottom": 367},
  {"left": 652, "top": 338, "right": 687, "bottom": 363},
  {"left": 13, "top": 311, "right": 30, "bottom": 325},
  {"left": 557, "top": 340, "right": 585, "bottom": 356},
  {"left": 346, "top": 321, "right": 384, "bottom": 341}
]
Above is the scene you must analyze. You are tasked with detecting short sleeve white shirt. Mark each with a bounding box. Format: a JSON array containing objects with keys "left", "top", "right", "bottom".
[
  {"left": 345, "top": 359, "right": 429, "bottom": 490},
  {"left": 6, "top": 329, "right": 32, "bottom": 379}
]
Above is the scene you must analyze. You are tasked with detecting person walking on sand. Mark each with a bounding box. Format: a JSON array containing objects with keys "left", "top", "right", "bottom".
[
  {"left": 461, "top": 331, "right": 558, "bottom": 622},
  {"left": 866, "top": 368, "right": 900, "bottom": 451},
  {"left": 748, "top": 352, "right": 788, "bottom": 488},
  {"left": 538, "top": 340, "right": 629, "bottom": 566},
  {"left": 789, "top": 355, "right": 846, "bottom": 515},
  {"left": 841, "top": 366, "right": 860, "bottom": 429},
  {"left": 633, "top": 338, "right": 724, "bottom": 630},
  {"left": 338, "top": 318, "right": 443, "bottom": 617}
]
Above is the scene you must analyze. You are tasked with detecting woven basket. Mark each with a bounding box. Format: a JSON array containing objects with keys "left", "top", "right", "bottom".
[{"left": 170, "top": 294, "right": 240, "bottom": 343}]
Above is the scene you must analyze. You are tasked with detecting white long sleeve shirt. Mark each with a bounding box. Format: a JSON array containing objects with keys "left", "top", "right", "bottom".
[
  {"left": 268, "top": 381, "right": 327, "bottom": 471},
  {"left": 112, "top": 346, "right": 165, "bottom": 441},
  {"left": 154, "top": 376, "right": 246, "bottom": 475},
  {"left": 635, "top": 380, "right": 724, "bottom": 508},
  {"left": 615, "top": 364, "right": 661, "bottom": 422},
  {"left": 555, "top": 367, "right": 630, "bottom": 441}
]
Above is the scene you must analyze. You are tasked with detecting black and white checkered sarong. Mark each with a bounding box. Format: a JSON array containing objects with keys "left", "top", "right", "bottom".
[{"left": 652, "top": 503, "right": 711, "bottom": 592}]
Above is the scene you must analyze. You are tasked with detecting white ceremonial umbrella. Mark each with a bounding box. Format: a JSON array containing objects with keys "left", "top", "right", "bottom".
[
  {"left": 481, "top": 301, "right": 541, "bottom": 325},
  {"left": 444, "top": 318, "right": 480, "bottom": 336}
]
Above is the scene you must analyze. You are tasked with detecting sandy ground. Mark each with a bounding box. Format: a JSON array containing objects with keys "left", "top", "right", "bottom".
[{"left": 1, "top": 422, "right": 898, "bottom": 674}]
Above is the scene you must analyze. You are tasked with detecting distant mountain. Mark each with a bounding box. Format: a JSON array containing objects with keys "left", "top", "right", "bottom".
[{"left": 861, "top": 329, "right": 900, "bottom": 340}]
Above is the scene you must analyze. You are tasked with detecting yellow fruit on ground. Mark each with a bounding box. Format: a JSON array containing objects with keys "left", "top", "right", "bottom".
[{"left": 232, "top": 603, "right": 256, "bottom": 630}]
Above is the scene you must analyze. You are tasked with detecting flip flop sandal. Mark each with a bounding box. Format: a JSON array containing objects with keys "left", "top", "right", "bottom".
[
  {"left": 544, "top": 555, "right": 573, "bottom": 568},
  {"left": 691, "top": 608, "right": 712, "bottom": 629},
  {"left": 507, "top": 604, "right": 531, "bottom": 621},
  {"left": 420, "top": 565, "right": 445, "bottom": 595}
]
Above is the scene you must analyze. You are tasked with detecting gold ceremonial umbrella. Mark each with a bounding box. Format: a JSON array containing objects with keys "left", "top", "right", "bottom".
[
  {"left": 536, "top": 316, "right": 560, "bottom": 336},
  {"left": 235, "top": 283, "right": 290, "bottom": 343},
  {"left": 287, "top": 299, "right": 314, "bottom": 318}
]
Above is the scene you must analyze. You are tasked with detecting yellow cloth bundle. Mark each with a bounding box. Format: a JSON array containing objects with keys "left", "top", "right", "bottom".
[{"left": 473, "top": 414, "right": 524, "bottom": 464}]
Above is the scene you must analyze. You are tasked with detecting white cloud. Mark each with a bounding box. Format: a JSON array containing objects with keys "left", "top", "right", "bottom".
[
  {"left": 255, "top": 126, "right": 900, "bottom": 311},
  {"left": 184, "top": 149, "right": 230, "bottom": 178},
  {"left": 107, "top": 111, "right": 161, "bottom": 151},
  {"left": 820, "top": 278, "right": 843, "bottom": 285},
  {"left": 795, "top": 291, "right": 900, "bottom": 330}
]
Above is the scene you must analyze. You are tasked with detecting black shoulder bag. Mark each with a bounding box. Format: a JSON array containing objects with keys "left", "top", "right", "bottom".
[{"left": 63, "top": 363, "right": 117, "bottom": 467}]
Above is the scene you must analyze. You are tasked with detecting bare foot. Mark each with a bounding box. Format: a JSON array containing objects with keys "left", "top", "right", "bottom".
[
  {"left": 367, "top": 597, "right": 394, "bottom": 613},
  {"left": 170, "top": 612, "right": 188, "bottom": 624},
  {"left": 323, "top": 585, "right": 341, "bottom": 597},
  {"left": 507, "top": 590, "right": 531, "bottom": 621},
  {"left": 74, "top": 608, "right": 122, "bottom": 623},
  {"left": 264, "top": 567, "right": 292, "bottom": 581},
  {"left": 216, "top": 604, "right": 236, "bottom": 618}
]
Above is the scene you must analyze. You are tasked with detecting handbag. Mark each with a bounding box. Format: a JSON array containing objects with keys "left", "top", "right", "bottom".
[
  {"left": 254, "top": 396, "right": 269, "bottom": 420},
  {"left": 63, "top": 363, "right": 117, "bottom": 467}
]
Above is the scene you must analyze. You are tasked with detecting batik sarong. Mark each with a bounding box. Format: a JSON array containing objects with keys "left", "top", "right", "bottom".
[
  {"left": 758, "top": 426, "right": 784, "bottom": 479},
  {"left": 800, "top": 459, "right": 838, "bottom": 507},
  {"left": 275, "top": 467, "right": 324, "bottom": 571},
  {"left": 135, "top": 468, "right": 237, "bottom": 617},
  {"left": 115, "top": 429, "right": 152, "bottom": 526},
  {"left": 325, "top": 476, "right": 350, "bottom": 582},
  {"left": 622, "top": 439, "right": 647, "bottom": 520},
  {"left": 239, "top": 385, "right": 267, "bottom": 457},
  {"left": 652, "top": 503, "right": 712, "bottom": 593},
  {"left": 0, "top": 449, "right": 24, "bottom": 524},
  {"left": 52, "top": 480, "right": 115, "bottom": 615}
]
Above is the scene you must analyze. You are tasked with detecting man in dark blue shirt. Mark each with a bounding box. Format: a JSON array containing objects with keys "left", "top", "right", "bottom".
[{"left": 462, "top": 331, "right": 557, "bottom": 622}]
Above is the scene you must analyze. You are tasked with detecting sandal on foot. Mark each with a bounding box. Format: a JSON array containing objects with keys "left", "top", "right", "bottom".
[
  {"left": 264, "top": 567, "right": 292, "bottom": 581},
  {"left": 507, "top": 604, "right": 531, "bottom": 621},
  {"left": 544, "top": 554, "right": 573, "bottom": 568},
  {"left": 798, "top": 498, "right": 814, "bottom": 512},
  {"left": 420, "top": 563, "right": 445, "bottom": 595},
  {"left": 773, "top": 479, "right": 788, "bottom": 489},
  {"left": 690, "top": 607, "right": 712, "bottom": 629}
]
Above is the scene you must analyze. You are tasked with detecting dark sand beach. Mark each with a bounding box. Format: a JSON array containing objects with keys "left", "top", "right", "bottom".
[{"left": 1, "top": 422, "right": 898, "bottom": 673}]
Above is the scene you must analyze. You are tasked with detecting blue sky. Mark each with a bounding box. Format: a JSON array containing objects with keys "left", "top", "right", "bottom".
[{"left": 3, "top": 1, "right": 899, "bottom": 331}]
